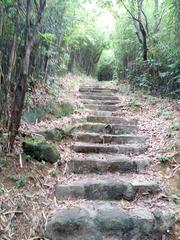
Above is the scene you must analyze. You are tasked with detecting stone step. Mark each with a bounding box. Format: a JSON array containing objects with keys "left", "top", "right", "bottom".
[
  {"left": 76, "top": 123, "right": 138, "bottom": 134},
  {"left": 79, "top": 87, "right": 118, "bottom": 93},
  {"left": 68, "top": 155, "right": 148, "bottom": 174},
  {"left": 80, "top": 95, "right": 119, "bottom": 101},
  {"left": 46, "top": 202, "right": 174, "bottom": 240},
  {"left": 81, "top": 99, "right": 121, "bottom": 105},
  {"left": 76, "top": 132, "right": 147, "bottom": 144},
  {"left": 87, "top": 116, "right": 138, "bottom": 124},
  {"left": 80, "top": 92, "right": 114, "bottom": 97},
  {"left": 72, "top": 142, "right": 147, "bottom": 154},
  {"left": 55, "top": 177, "right": 160, "bottom": 201},
  {"left": 84, "top": 104, "right": 119, "bottom": 112}
]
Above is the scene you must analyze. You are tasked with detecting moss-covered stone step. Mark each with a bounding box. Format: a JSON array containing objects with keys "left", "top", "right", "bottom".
[
  {"left": 79, "top": 87, "right": 118, "bottom": 93},
  {"left": 68, "top": 155, "right": 148, "bottom": 174},
  {"left": 45, "top": 202, "right": 175, "bottom": 240},
  {"left": 55, "top": 177, "right": 160, "bottom": 201},
  {"left": 80, "top": 94, "right": 119, "bottom": 101},
  {"left": 83, "top": 104, "right": 119, "bottom": 112},
  {"left": 72, "top": 142, "right": 146, "bottom": 154},
  {"left": 76, "top": 132, "right": 147, "bottom": 144},
  {"left": 81, "top": 99, "right": 120, "bottom": 105},
  {"left": 87, "top": 116, "right": 138, "bottom": 124},
  {"left": 76, "top": 123, "right": 138, "bottom": 134}
]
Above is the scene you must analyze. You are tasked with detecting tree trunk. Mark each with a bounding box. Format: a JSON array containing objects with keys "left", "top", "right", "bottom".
[
  {"left": 8, "top": 0, "right": 46, "bottom": 151},
  {"left": 68, "top": 50, "right": 75, "bottom": 72}
]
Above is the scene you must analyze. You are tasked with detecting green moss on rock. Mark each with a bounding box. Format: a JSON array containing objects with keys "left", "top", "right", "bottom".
[{"left": 22, "top": 136, "right": 60, "bottom": 163}]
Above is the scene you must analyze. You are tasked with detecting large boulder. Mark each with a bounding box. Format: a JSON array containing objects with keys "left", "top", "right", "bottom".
[{"left": 22, "top": 136, "right": 60, "bottom": 163}]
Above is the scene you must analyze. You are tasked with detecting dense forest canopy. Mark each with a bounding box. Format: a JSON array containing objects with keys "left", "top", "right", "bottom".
[{"left": 0, "top": 0, "right": 179, "bottom": 150}]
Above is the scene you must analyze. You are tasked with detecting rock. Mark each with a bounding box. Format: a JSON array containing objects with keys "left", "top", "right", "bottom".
[
  {"left": 22, "top": 136, "right": 60, "bottom": 163},
  {"left": 45, "top": 203, "right": 175, "bottom": 240},
  {"left": 45, "top": 207, "right": 99, "bottom": 240},
  {"left": 39, "top": 128, "right": 65, "bottom": 141},
  {"left": 72, "top": 142, "right": 146, "bottom": 154},
  {"left": 77, "top": 123, "right": 138, "bottom": 134},
  {"left": 55, "top": 179, "right": 160, "bottom": 201},
  {"left": 68, "top": 156, "right": 148, "bottom": 174}
]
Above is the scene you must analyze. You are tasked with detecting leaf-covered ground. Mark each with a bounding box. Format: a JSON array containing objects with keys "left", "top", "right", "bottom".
[{"left": 0, "top": 75, "right": 179, "bottom": 240}]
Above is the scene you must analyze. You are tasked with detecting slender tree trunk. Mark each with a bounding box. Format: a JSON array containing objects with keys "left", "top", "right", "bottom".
[
  {"left": 8, "top": 0, "right": 46, "bottom": 151},
  {"left": 68, "top": 50, "right": 75, "bottom": 72},
  {"left": 0, "top": 4, "right": 4, "bottom": 121}
]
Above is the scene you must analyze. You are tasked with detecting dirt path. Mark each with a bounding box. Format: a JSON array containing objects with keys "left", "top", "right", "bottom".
[{"left": 45, "top": 82, "right": 180, "bottom": 240}]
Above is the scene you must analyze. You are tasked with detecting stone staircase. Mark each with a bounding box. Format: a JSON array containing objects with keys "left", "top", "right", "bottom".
[{"left": 45, "top": 85, "right": 175, "bottom": 240}]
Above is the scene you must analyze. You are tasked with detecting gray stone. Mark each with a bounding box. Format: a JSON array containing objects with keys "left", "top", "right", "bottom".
[
  {"left": 153, "top": 209, "right": 175, "bottom": 232},
  {"left": 39, "top": 128, "right": 65, "bottom": 141},
  {"left": 55, "top": 179, "right": 159, "bottom": 201},
  {"left": 84, "top": 104, "right": 119, "bottom": 112},
  {"left": 76, "top": 132, "right": 147, "bottom": 144},
  {"left": 45, "top": 203, "right": 175, "bottom": 240},
  {"left": 80, "top": 95, "right": 119, "bottom": 101},
  {"left": 81, "top": 100, "right": 120, "bottom": 105},
  {"left": 68, "top": 156, "right": 148, "bottom": 174},
  {"left": 72, "top": 142, "right": 146, "bottom": 154},
  {"left": 77, "top": 123, "right": 138, "bottom": 134},
  {"left": 87, "top": 116, "right": 138, "bottom": 124}
]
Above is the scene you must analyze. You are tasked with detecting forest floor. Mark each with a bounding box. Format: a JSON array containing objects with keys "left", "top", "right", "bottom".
[{"left": 0, "top": 74, "right": 180, "bottom": 240}]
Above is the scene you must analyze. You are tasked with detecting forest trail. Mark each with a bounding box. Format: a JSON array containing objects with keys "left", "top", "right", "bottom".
[{"left": 45, "top": 83, "right": 177, "bottom": 240}]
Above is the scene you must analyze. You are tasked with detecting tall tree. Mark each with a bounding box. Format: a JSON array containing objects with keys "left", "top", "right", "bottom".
[{"left": 8, "top": 0, "right": 46, "bottom": 150}]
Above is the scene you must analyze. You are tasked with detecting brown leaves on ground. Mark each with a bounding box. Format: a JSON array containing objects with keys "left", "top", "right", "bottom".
[{"left": 0, "top": 76, "right": 180, "bottom": 239}]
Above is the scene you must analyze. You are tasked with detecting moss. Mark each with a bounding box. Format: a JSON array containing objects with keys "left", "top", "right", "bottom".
[
  {"left": 24, "top": 135, "right": 45, "bottom": 145},
  {"left": 22, "top": 138, "right": 60, "bottom": 163}
]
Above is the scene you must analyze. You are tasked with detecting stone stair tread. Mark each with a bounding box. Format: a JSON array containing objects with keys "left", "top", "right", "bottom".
[
  {"left": 83, "top": 104, "right": 119, "bottom": 112},
  {"left": 80, "top": 95, "right": 119, "bottom": 100},
  {"left": 72, "top": 142, "right": 146, "bottom": 154},
  {"left": 79, "top": 87, "right": 118, "bottom": 93},
  {"left": 75, "top": 132, "right": 148, "bottom": 144},
  {"left": 87, "top": 116, "right": 138, "bottom": 124},
  {"left": 81, "top": 99, "right": 121, "bottom": 105},
  {"left": 45, "top": 201, "right": 175, "bottom": 240},
  {"left": 76, "top": 123, "right": 138, "bottom": 134},
  {"left": 68, "top": 155, "right": 148, "bottom": 174},
  {"left": 55, "top": 173, "right": 160, "bottom": 201}
]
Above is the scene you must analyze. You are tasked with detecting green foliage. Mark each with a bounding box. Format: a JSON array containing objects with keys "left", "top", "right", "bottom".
[
  {"left": 159, "top": 155, "right": 173, "bottom": 163},
  {"left": 96, "top": 49, "right": 115, "bottom": 81},
  {"left": 127, "top": 98, "right": 141, "bottom": 110},
  {"left": 23, "top": 107, "right": 45, "bottom": 124},
  {"left": 171, "top": 193, "right": 180, "bottom": 204},
  {"left": 170, "top": 123, "right": 180, "bottom": 131},
  {"left": 38, "top": 32, "right": 55, "bottom": 43},
  {"left": 9, "top": 175, "right": 27, "bottom": 189},
  {"left": 24, "top": 136, "right": 45, "bottom": 145},
  {"left": 162, "top": 111, "right": 174, "bottom": 120},
  {"left": 62, "top": 125, "right": 75, "bottom": 139},
  {"left": 44, "top": 101, "right": 74, "bottom": 118},
  {"left": 23, "top": 100, "right": 74, "bottom": 124}
]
